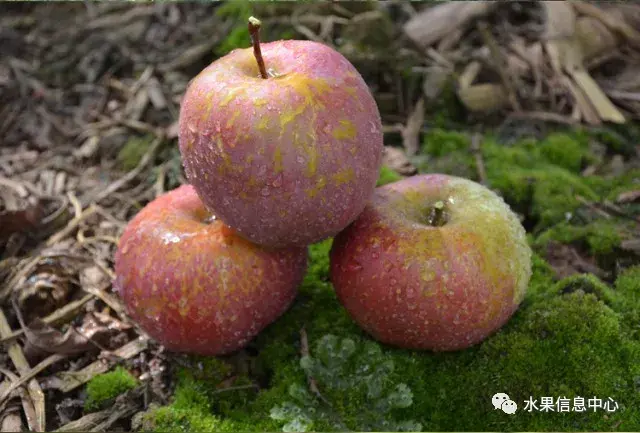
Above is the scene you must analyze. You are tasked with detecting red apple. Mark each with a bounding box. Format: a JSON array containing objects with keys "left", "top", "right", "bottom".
[
  {"left": 330, "top": 174, "right": 532, "bottom": 351},
  {"left": 113, "top": 185, "right": 307, "bottom": 355},
  {"left": 179, "top": 26, "right": 383, "bottom": 247}
]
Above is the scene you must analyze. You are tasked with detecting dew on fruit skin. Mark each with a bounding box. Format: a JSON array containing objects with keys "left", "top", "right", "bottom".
[
  {"left": 371, "top": 252, "right": 379, "bottom": 259},
  {"left": 261, "top": 187, "right": 270, "bottom": 196},
  {"left": 296, "top": 156, "right": 305, "bottom": 164},
  {"left": 272, "top": 174, "right": 283, "bottom": 187},
  {"left": 258, "top": 165, "right": 267, "bottom": 176},
  {"left": 390, "top": 278, "right": 398, "bottom": 286},
  {"left": 161, "top": 232, "right": 181, "bottom": 244}
]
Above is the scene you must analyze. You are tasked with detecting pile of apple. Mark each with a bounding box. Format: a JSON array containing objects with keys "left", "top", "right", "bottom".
[{"left": 114, "top": 19, "right": 532, "bottom": 356}]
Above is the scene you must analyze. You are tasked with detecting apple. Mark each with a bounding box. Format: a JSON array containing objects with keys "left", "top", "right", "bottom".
[
  {"left": 113, "top": 184, "right": 307, "bottom": 356},
  {"left": 178, "top": 18, "right": 383, "bottom": 248},
  {"left": 330, "top": 174, "right": 532, "bottom": 351}
]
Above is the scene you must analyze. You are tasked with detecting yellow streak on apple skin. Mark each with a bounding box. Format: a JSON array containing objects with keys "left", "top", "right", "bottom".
[
  {"left": 332, "top": 119, "right": 357, "bottom": 140},
  {"left": 253, "top": 97, "right": 268, "bottom": 107},
  {"left": 344, "top": 87, "right": 365, "bottom": 111},
  {"left": 332, "top": 167, "right": 355, "bottom": 186},
  {"left": 257, "top": 117, "right": 270, "bottom": 130},
  {"left": 276, "top": 73, "right": 332, "bottom": 178},
  {"left": 274, "top": 146, "right": 283, "bottom": 173},
  {"left": 220, "top": 87, "right": 245, "bottom": 107},
  {"left": 304, "top": 176, "right": 327, "bottom": 198},
  {"left": 200, "top": 98, "right": 214, "bottom": 123},
  {"left": 226, "top": 110, "right": 241, "bottom": 131}
]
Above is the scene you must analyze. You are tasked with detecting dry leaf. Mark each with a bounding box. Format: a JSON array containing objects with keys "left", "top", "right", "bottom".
[
  {"left": 0, "top": 202, "right": 43, "bottom": 243},
  {"left": 19, "top": 308, "right": 131, "bottom": 361}
]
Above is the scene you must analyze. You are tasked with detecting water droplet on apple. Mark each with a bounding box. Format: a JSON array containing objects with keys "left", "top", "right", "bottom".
[
  {"left": 161, "top": 232, "right": 181, "bottom": 244},
  {"left": 296, "top": 156, "right": 305, "bottom": 164},
  {"left": 258, "top": 165, "right": 267, "bottom": 175},
  {"left": 261, "top": 187, "right": 270, "bottom": 196},
  {"left": 390, "top": 278, "right": 398, "bottom": 286},
  {"left": 371, "top": 252, "right": 379, "bottom": 259},
  {"left": 215, "top": 123, "right": 221, "bottom": 132}
]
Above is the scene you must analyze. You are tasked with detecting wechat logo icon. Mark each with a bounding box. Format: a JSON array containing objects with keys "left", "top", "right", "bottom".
[{"left": 492, "top": 393, "right": 517, "bottom": 414}]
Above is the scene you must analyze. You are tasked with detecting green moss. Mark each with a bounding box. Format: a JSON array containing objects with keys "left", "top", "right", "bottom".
[
  {"left": 481, "top": 136, "right": 599, "bottom": 230},
  {"left": 377, "top": 165, "right": 402, "bottom": 186},
  {"left": 615, "top": 266, "right": 640, "bottom": 305},
  {"left": 523, "top": 252, "right": 556, "bottom": 302},
  {"left": 548, "top": 273, "right": 618, "bottom": 305},
  {"left": 117, "top": 134, "right": 155, "bottom": 171},
  {"left": 422, "top": 129, "right": 469, "bottom": 157},
  {"left": 143, "top": 128, "right": 640, "bottom": 431},
  {"left": 85, "top": 367, "right": 138, "bottom": 412},
  {"left": 535, "top": 220, "right": 624, "bottom": 257},
  {"left": 537, "top": 133, "right": 588, "bottom": 172}
]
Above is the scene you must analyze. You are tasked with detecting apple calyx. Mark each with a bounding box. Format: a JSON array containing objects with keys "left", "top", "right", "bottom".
[
  {"left": 248, "top": 16, "right": 268, "bottom": 79},
  {"left": 426, "top": 200, "right": 448, "bottom": 227}
]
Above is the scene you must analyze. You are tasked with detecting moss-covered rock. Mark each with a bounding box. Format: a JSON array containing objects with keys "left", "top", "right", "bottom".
[{"left": 85, "top": 366, "right": 138, "bottom": 412}]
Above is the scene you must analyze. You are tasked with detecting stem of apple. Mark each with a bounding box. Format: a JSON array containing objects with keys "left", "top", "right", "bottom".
[
  {"left": 428, "top": 201, "right": 447, "bottom": 227},
  {"left": 248, "top": 16, "right": 268, "bottom": 79}
]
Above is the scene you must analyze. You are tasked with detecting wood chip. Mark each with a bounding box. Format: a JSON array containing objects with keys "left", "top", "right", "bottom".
[
  {"left": 404, "top": 2, "right": 495, "bottom": 48},
  {"left": 382, "top": 146, "right": 416, "bottom": 176},
  {"left": 401, "top": 97, "right": 424, "bottom": 156},
  {"left": 616, "top": 190, "right": 640, "bottom": 204},
  {"left": 0, "top": 309, "right": 45, "bottom": 432},
  {"left": 53, "top": 410, "right": 110, "bottom": 432},
  {"left": 54, "top": 337, "right": 148, "bottom": 393}
]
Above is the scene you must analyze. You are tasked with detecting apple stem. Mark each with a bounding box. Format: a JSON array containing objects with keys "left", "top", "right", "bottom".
[
  {"left": 428, "top": 201, "right": 448, "bottom": 227},
  {"left": 248, "top": 16, "right": 268, "bottom": 79}
]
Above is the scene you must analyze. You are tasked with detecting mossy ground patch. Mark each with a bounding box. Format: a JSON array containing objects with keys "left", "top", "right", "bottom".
[{"left": 138, "top": 129, "right": 640, "bottom": 432}]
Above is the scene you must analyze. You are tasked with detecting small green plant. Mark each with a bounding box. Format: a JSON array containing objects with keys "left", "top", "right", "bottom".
[
  {"left": 270, "top": 335, "right": 422, "bottom": 432},
  {"left": 85, "top": 367, "right": 138, "bottom": 412}
]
